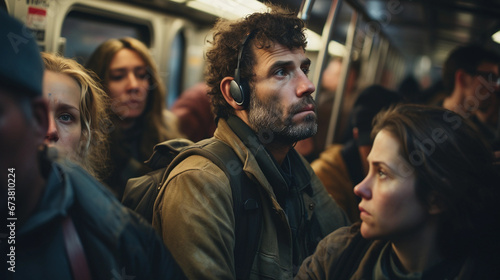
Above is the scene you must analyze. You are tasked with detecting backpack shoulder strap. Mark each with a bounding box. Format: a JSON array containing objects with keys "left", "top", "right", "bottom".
[
  {"left": 165, "top": 138, "right": 261, "bottom": 280},
  {"left": 200, "top": 140, "right": 262, "bottom": 280}
]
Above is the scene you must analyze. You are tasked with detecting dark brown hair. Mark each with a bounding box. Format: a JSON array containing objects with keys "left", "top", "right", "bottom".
[
  {"left": 87, "top": 37, "right": 180, "bottom": 160},
  {"left": 372, "top": 104, "right": 500, "bottom": 259}
]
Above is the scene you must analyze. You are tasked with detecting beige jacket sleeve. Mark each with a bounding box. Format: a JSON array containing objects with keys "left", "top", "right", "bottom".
[
  {"left": 311, "top": 145, "right": 360, "bottom": 223},
  {"left": 153, "top": 155, "right": 235, "bottom": 280}
]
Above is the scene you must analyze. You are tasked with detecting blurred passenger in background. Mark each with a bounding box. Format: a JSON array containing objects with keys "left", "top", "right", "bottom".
[
  {"left": 87, "top": 37, "right": 182, "bottom": 199},
  {"left": 170, "top": 82, "right": 216, "bottom": 142},
  {"left": 311, "top": 85, "right": 402, "bottom": 222},
  {"left": 440, "top": 44, "right": 500, "bottom": 150},
  {"left": 397, "top": 74, "right": 422, "bottom": 103},
  {"left": 295, "top": 57, "right": 361, "bottom": 161},
  {"left": 297, "top": 105, "right": 500, "bottom": 279},
  {"left": 42, "top": 52, "right": 110, "bottom": 181}
]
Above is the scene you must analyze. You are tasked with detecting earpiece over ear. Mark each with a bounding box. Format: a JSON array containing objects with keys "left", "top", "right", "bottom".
[
  {"left": 229, "top": 78, "right": 247, "bottom": 106},
  {"left": 229, "top": 30, "right": 256, "bottom": 108}
]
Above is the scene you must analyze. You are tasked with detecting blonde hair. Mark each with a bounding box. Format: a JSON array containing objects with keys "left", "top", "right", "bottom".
[
  {"left": 86, "top": 37, "right": 180, "bottom": 160},
  {"left": 42, "top": 52, "right": 110, "bottom": 180}
]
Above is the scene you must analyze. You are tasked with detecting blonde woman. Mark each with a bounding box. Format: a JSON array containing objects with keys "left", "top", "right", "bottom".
[
  {"left": 42, "top": 52, "right": 110, "bottom": 181},
  {"left": 86, "top": 37, "right": 181, "bottom": 198}
]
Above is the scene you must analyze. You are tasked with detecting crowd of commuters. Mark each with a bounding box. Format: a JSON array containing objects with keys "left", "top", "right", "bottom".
[{"left": 1, "top": 4, "right": 499, "bottom": 279}]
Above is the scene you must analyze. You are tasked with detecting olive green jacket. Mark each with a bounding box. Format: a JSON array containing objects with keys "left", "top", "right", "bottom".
[{"left": 152, "top": 117, "right": 349, "bottom": 279}]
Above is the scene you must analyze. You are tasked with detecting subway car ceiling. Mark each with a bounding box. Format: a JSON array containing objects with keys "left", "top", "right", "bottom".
[{"left": 4, "top": 0, "right": 500, "bottom": 92}]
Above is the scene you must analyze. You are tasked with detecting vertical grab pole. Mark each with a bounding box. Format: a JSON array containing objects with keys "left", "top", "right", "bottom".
[
  {"left": 298, "top": 0, "right": 316, "bottom": 20},
  {"left": 311, "top": 0, "right": 343, "bottom": 101},
  {"left": 324, "top": 9, "right": 359, "bottom": 148}
]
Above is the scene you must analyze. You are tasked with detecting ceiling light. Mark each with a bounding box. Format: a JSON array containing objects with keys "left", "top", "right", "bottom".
[
  {"left": 186, "top": 0, "right": 267, "bottom": 19},
  {"left": 492, "top": 30, "right": 500, "bottom": 44}
]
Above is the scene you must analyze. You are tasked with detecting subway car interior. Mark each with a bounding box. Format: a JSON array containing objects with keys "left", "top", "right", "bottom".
[
  {"left": 3, "top": 0, "right": 500, "bottom": 145},
  {"left": 3, "top": 0, "right": 500, "bottom": 278}
]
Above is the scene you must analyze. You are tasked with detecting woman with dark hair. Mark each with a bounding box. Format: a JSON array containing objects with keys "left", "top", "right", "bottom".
[
  {"left": 87, "top": 37, "right": 182, "bottom": 198},
  {"left": 296, "top": 104, "right": 500, "bottom": 279}
]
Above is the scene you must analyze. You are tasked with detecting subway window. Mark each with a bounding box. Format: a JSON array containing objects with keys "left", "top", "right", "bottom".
[
  {"left": 166, "top": 30, "right": 186, "bottom": 108},
  {"left": 61, "top": 10, "right": 151, "bottom": 65}
]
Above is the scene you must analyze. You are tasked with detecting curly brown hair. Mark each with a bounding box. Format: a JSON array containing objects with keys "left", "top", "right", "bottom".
[{"left": 205, "top": 5, "right": 308, "bottom": 118}]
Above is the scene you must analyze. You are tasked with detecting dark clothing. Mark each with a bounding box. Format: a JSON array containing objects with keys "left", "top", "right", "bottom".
[
  {"left": 296, "top": 224, "right": 499, "bottom": 279},
  {"left": 5, "top": 160, "right": 175, "bottom": 280},
  {"left": 470, "top": 115, "right": 500, "bottom": 150},
  {"left": 105, "top": 122, "right": 153, "bottom": 199}
]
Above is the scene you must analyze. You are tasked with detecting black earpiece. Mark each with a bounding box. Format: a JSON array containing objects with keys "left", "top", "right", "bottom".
[{"left": 229, "top": 30, "right": 256, "bottom": 108}]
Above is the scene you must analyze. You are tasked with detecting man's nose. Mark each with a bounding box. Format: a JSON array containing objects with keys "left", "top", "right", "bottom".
[{"left": 297, "top": 74, "right": 315, "bottom": 97}]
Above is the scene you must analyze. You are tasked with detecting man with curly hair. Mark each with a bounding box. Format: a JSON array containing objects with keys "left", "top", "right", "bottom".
[{"left": 152, "top": 6, "right": 350, "bottom": 279}]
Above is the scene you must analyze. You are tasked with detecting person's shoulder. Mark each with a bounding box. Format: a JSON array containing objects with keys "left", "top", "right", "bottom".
[
  {"left": 56, "top": 161, "right": 156, "bottom": 236},
  {"left": 321, "top": 223, "right": 361, "bottom": 251}
]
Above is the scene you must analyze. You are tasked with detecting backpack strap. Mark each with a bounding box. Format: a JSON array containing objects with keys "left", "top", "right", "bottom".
[
  {"left": 162, "top": 138, "right": 262, "bottom": 280},
  {"left": 62, "top": 215, "right": 91, "bottom": 280}
]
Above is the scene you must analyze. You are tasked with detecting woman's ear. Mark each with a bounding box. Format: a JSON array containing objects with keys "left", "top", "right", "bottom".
[{"left": 221, "top": 77, "right": 245, "bottom": 110}]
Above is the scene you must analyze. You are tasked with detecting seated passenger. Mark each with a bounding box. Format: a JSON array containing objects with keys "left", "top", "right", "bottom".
[
  {"left": 42, "top": 52, "right": 110, "bottom": 180},
  {"left": 311, "top": 85, "right": 402, "bottom": 222},
  {"left": 86, "top": 37, "right": 183, "bottom": 199},
  {"left": 0, "top": 12, "right": 179, "bottom": 280},
  {"left": 297, "top": 104, "right": 500, "bottom": 279}
]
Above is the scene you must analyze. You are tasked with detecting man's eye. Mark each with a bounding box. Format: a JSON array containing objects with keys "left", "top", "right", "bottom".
[
  {"left": 275, "top": 69, "right": 286, "bottom": 76},
  {"left": 302, "top": 67, "right": 310, "bottom": 75}
]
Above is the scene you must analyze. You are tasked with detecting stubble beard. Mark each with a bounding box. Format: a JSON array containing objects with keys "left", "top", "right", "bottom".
[{"left": 248, "top": 93, "right": 318, "bottom": 145}]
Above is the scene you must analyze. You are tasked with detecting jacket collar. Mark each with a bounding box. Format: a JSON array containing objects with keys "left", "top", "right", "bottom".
[
  {"left": 19, "top": 160, "right": 132, "bottom": 242},
  {"left": 221, "top": 116, "right": 312, "bottom": 196},
  {"left": 18, "top": 162, "right": 74, "bottom": 235}
]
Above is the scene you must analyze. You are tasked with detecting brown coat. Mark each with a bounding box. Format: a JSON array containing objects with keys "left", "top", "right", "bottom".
[{"left": 153, "top": 118, "right": 350, "bottom": 279}]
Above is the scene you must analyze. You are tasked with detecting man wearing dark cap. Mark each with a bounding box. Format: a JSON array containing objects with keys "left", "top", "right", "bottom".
[
  {"left": 311, "top": 85, "right": 402, "bottom": 222},
  {"left": 0, "top": 11, "right": 179, "bottom": 279}
]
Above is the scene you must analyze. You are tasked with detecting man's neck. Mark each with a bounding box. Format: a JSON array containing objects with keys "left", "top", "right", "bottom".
[
  {"left": 442, "top": 90, "right": 464, "bottom": 113},
  {"left": 263, "top": 142, "right": 293, "bottom": 165}
]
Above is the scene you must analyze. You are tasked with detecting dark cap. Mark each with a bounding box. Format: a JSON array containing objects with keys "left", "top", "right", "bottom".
[
  {"left": 0, "top": 10, "right": 44, "bottom": 97},
  {"left": 351, "top": 85, "right": 402, "bottom": 145}
]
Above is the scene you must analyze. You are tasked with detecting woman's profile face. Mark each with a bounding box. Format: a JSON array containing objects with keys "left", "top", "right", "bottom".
[
  {"left": 43, "top": 70, "right": 82, "bottom": 159},
  {"left": 354, "top": 129, "right": 428, "bottom": 240},
  {"left": 107, "top": 48, "right": 149, "bottom": 120}
]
